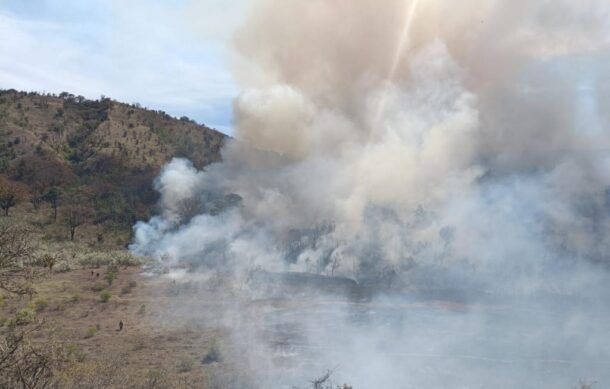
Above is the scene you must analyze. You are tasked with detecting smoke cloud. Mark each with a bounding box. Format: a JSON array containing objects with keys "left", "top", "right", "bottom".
[{"left": 131, "top": 0, "right": 610, "bottom": 387}]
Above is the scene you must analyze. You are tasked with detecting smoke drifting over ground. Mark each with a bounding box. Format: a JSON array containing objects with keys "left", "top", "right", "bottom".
[{"left": 132, "top": 1, "right": 610, "bottom": 387}]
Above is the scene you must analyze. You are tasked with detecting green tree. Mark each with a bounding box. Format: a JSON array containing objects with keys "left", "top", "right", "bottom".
[{"left": 43, "top": 186, "right": 62, "bottom": 221}]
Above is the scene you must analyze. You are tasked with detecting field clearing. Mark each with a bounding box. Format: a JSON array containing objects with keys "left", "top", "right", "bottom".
[{"left": 0, "top": 266, "right": 228, "bottom": 387}]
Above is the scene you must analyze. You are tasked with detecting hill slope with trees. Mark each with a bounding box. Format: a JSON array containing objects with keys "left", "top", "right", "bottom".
[{"left": 0, "top": 89, "right": 226, "bottom": 241}]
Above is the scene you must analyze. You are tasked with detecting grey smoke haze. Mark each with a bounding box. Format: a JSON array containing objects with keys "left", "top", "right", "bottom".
[{"left": 131, "top": 0, "right": 610, "bottom": 387}]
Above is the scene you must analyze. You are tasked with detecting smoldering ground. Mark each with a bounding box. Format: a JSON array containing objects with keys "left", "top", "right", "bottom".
[{"left": 131, "top": 0, "right": 610, "bottom": 387}]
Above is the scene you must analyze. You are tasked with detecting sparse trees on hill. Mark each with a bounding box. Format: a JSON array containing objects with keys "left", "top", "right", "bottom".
[{"left": 0, "top": 88, "right": 225, "bottom": 238}]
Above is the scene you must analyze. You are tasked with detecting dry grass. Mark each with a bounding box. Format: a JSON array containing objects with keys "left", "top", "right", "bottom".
[{"left": 0, "top": 266, "right": 218, "bottom": 387}]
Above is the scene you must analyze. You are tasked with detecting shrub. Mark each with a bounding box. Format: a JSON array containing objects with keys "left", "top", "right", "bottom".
[
  {"left": 104, "top": 271, "right": 117, "bottom": 286},
  {"left": 104, "top": 263, "right": 119, "bottom": 286},
  {"left": 132, "top": 338, "right": 146, "bottom": 351},
  {"left": 202, "top": 340, "right": 222, "bottom": 364},
  {"left": 91, "top": 283, "right": 105, "bottom": 292},
  {"left": 13, "top": 308, "right": 35, "bottom": 326},
  {"left": 77, "top": 252, "right": 104, "bottom": 268},
  {"left": 84, "top": 326, "right": 98, "bottom": 339},
  {"left": 32, "top": 298, "right": 49, "bottom": 312},
  {"left": 76, "top": 251, "right": 142, "bottom": 269},
  {"left": 120, "top": 280, "right": 138, "bottom": 295},
  {"left": 115, "top": 252, "right": 142, "bottom": 267},
  {"left": 55, "top": 261, "right": 71, "bottom": 273},
  {"left": 144, "top": 368, "right": 170, "bottom": 388},
  {"left": 66, "top": 343, "right": 87, "bottom": 362},
  {"left": 100, "top": 291, "right": 111, "bottom": 303},
  {"left": 176, "top": 354, "right": 195, "bottom": 373},
  {"left": 69, "top": 294, "right": 80, "bottom": 303}
]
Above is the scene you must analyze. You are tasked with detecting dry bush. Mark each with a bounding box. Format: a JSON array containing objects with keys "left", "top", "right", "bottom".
[
  {"left": 91, "top": 283, "right": 106, "bottom": 292},
  {"left": 104, "top": 270, "right": 117, "bottom": 286},
  {"left": 141, "top": 368, "right": 172, "bottom": 389},
  {"left": 31, "top": 297, "right": 49, "bottom": 312},
  {"left": 52, "top": 356, "right": 210, "bottom": 389},
  {"left": 176, "top": 354, "right": 195, "bottom": 373},
  {"left": 120, "top": 280, "right": 138, "bottom": 295},
  {"left": 0, "top": 176, "right": 27, "bottom": 216},
  {"left": 99, "top": 291, "right": 111, "bottom": 303},
  {"left": 0, "top": 222, "right": 35, "bottom": 295},
  {"left": 289, "top": 371, "right": 352, "bottom": 389},
  {"left": 202, "top": 339, "right": 222, "bottom": 365},
  {"left": 54, "top": 261, "right": 72, "bottom": 273},
  {"left": 120, "top": 285, "right": 132, "bottom": 295},
  {"left": 10, "top": 308, "right": 36, "bottom": 327},
  {"left": 83, "top": 326, "right": 98, "bottom": 339},
  {"left": 33, "top": 240, "right": 144, "bottom": 271},
  {"left": 0, "top": 324, "right": 68, "bottom": 389},
  {"left": 0, "top": 220, "right": 67, "bottom": 388},
  {"left": 77, "top": 249, "right": 142, "bottom": 269},
  {"left": 68, "top": 294, "right": 80, "bottom": 303},
  {"left": 53, "top": 358, "right": 131, "bottom": 389}
]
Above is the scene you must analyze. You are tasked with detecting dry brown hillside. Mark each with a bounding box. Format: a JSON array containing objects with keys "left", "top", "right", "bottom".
[
  {"left": 0, "top": 89, "right": 226, "bottom": 232},
  {"left": 0, "top": 91, "right": 232, "bottom": 387}
]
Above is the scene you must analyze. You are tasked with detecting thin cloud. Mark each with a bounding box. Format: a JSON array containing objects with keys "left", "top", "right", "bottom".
[{"left": 0, "top": 1, "right": 243, "bottom": 133}]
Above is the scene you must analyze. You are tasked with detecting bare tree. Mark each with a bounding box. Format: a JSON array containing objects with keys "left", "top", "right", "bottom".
[
  {"left": 29, "top": 181, "right": 48, "bottom": 211},
  {"left": 62, "top": 194, "right": 92, "bottom": 241},
  {"left": 0, "top": 176, "right": 25, "bottom": 216},
  {"left": 295, "top": 370, "right": 352, "bottom": 389},
  {"left": 576, "top": 380, "right": 596, "bottom": 389},
  {"left": 43, "top": 186, "right": 62, "bottom": 222},
  {"left": 40, "top": 254, "right": 56, "bottom": 273},
  {"left": 176, "top": 197, "right": 202, "bottom": 223},
  {"left": 0, "top": 221, "right": 62, "bottom": 389},
  {"left": 0, "top": 326, "right": 62, "bottom": 389},
  {"left": 0, "top": 222, "right": 34, "bottom": 295},
  {"left": 311, "top": 370, "right": 332, "bottom": 389}
]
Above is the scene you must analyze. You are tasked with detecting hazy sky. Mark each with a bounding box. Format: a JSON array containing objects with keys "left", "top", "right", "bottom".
[{"left": 0, "top": 0, "right": 251, "bottom": 134}]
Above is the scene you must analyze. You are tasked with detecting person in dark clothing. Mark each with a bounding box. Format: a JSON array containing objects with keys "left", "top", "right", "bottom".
[{"left": 118, "top": 321, "right": 123, "bottom": 331}]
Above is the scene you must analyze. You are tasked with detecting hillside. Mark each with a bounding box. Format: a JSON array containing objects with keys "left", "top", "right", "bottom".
[
  {"left": 0, "top": 91, "right": 236, "bottom": 387},
  {"left": 0, "top": 89, "right": 226, "bottom": 236}
]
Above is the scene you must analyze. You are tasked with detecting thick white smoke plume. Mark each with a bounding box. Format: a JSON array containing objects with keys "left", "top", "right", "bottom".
[{"left": 131, "top": 0, "right": 610, "bottom": 387}]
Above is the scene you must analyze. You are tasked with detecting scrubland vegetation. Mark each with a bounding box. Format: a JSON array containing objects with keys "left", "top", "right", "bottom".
[
  {"left": 0, "top": 210, "right": 224, "bottom": 388},
  {"left": 0, "top": 90, "right": 227, "bottom": 388}
]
